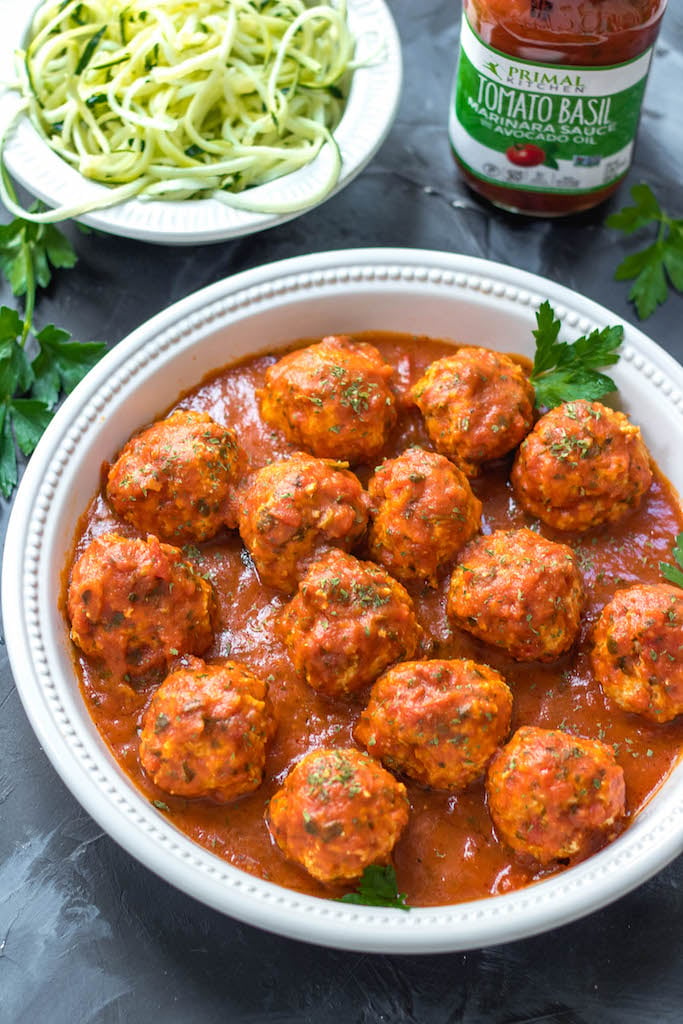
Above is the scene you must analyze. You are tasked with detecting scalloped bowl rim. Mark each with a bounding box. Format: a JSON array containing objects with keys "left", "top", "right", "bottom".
[
  {"left": 0, "top": 0, "right": 402, "bottom": 244},
  {"left": 4, "top": 248, "right": 683, "bottom": 953}
]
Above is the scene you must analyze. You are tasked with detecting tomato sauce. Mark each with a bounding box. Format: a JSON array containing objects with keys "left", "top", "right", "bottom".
[{"left": 68, "top": 332, "right": 683, "bottom": 906}]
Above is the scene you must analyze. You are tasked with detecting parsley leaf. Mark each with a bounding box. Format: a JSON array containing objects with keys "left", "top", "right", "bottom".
[
  {"left": 0, "top": 207, "right": 77, "bottom": 336},
  {"left": 0, "top": 312, "right": 34, "bottom": 396},
  {"left": 607, "top": 182, "right": 662, "bottom": 232},
  {"left": 0, "top": 394, "right": 54, "bottom": 497},
  {"left": 0, "top": 313, "right": 104, "bottom": 495},
  {"left": 338, "top": 865, "right": 410, "bottom": 910},
  {"left": 0, "top": 176, "right": 106, "bottom": 497},
  {"left": 660, "top": 533, "right": 683, "bottom": 589},
  {"left": 32, "top": 324, "right": 107, "bottom": 409},
  {"left": 0, "top": 307, "right": 53, "bottom": 494},
  {"left": 529, "top": 300, "right": 623, "bottom": 410},
  {"left": 607, "top": 184, "right": 683, "bottom": 319},
  {"left": 0, "top": 404, "right": 17, "bottom": 497},
  {"left": 9, "top": 397, "right": 52, "bottom": 455}
]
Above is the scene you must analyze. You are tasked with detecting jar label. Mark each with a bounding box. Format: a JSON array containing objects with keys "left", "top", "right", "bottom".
[{"left": 449, "top": 14, "right": 654, "bottom": 195}]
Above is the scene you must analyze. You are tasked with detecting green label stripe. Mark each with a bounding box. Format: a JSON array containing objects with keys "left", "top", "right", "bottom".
[{"left": 454, "top": 48, "right": 648, "bottom": 161}]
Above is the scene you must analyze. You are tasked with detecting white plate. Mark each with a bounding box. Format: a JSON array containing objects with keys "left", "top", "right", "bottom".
[
  {"left": 4, "top": 249, "right": 683, "bottom": 953},
  {"left": 0, "top": 1, "right": 401, "bottom": 245}
]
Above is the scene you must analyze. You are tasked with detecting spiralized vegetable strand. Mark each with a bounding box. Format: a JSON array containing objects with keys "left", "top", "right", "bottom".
[{"left": 3, "top": 0, "right": 361, "bottom": 222}]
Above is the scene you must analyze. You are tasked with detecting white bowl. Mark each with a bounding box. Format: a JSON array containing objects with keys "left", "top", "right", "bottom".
[
  {"left": 0, "top": 0, "right": 401, "bottom": 244},
  {"left": 4, "top": 249, "right": 683, "bottom": 953}
]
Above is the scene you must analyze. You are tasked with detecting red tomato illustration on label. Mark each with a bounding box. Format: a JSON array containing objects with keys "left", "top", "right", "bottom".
[{"left": 506, "top": 143, "right": 546, "bottom": 167}]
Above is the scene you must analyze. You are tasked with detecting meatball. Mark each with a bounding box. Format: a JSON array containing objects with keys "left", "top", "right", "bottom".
[
  {"left": 486, "top": 726, "right": 626, "bottom": 864},
  {"left": 276, "top": 548, "right": 423, "bottom": 699},
  {"left": 511, "top": 399, "right": 652, "bottom": 532},
  {"left": 139, "top": 656, "right": 275, "bottom": 802},
  {"left": 592, "top": 583, "right": 683, "bottom": 723},
  {"left": 237, "top": 453, "right": 369, "bottom": 591},
  {"left": 106, "top": 409, "right": 245, "bottom": 543},
  {"left": 412, "top": 347, "right": 534, "bottom": 475},
  {"left": 447, "top": 528, "right": 584, "bottom": 662},
  {"left": 67, "top": 532, "right": 216, "bottom": 683},
  {"left": 354, "top": 659, "right": 513, "bottom": 791},
  {"left": 267, "top": 747, "right": 409, "bottom": 884},
  {"left": 367, "top": 446, "right": 482, "bottom": 586},
  {"left": 259, "top": 335, "right": 397, "bottom": 463}
]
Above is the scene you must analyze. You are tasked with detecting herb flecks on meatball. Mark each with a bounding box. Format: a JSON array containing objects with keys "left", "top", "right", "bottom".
[
  {"left": 259, "top": 335, "right": 397, "bottom": 463},
  {"left": 276, "top": 548, "right": 424, "bottom": 699},
  {"left": 447, "top": 527, "right": 584, "bottom": 662},
  {"left": 67, "top": 533, "right": 216, "bottom": 684},
  {"left": 107, "top": 409, "right": 246, "bottom": 543},
  {"left": 412, "top": 347, "right": 534, "bottom": 476},
  {"left": 511, "top": 399, "right": 653, "bottom": 532},
  {"left": 592, "top": 583, "right": 683, "bottom": 723},
  {"left": 139, "top": 656, "right": 276, "bottom": 802},
  {"left": 266, "top": 747, "right": 410, "bottom": 884},
  {"left": 367, "top": 446, "right": 482, "bottom": 586},
  {"left": 237, "top": 453, "right": 369, "bottom": 591},
  {"left": 486, "top": 726, "right": 626, "bottom": 864},
  {"left": 355, "top": 659, "right": 512, "bottom": 791}
]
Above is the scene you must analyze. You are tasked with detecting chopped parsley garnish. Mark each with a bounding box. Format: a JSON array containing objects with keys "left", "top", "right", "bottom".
[
  {"left": 338, "top": 865, "right": 410, "bottom": 910},
  {"left": 529, "top": 300, "right": 622, "bottom": 410},
  {"left": 660, "top": 533, "right": 683, "bottom": 588},
  {"left": 340, "top": 377, "right": 377, "bottom": 415},
  {"left": 352, "top": 581, "right": 390, "bottom": 608},
  {"left": 607, "top": 184, "right": 683, "bottom": 320},
  {"left": 548, "top": 435, "right": 595, "bottom": 462}
]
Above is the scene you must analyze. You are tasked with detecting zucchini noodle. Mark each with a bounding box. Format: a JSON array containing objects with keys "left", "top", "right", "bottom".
[{"left": 2, "top": 0, "right": 363, "bottom": 223}]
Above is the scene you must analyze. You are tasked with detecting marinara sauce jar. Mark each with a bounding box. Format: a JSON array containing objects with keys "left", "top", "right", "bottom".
[{"left": 449, "top": 0, "right": 668, "bottom": 216}]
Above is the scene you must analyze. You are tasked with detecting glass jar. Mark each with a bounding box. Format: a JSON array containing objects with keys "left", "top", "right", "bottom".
[{"left": 448, "top": 0, "right": 668, "bottom": 216}]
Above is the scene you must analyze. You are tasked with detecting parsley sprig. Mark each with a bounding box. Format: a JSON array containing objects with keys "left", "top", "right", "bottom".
[
  {"left": 338, "top": 864, "right": 410, "bottom": 910},
  {"left": 529, "top": 300, "right": 623, "bottom": 411},
  {"left": 659, "top": 533, "right": 683, "bottom": 589},
  {"left": 0, "top": 185, "right": 106, "bottom": 497},
  {"left": 607, "top": 184, "right": 683, "bottom": 320}
]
